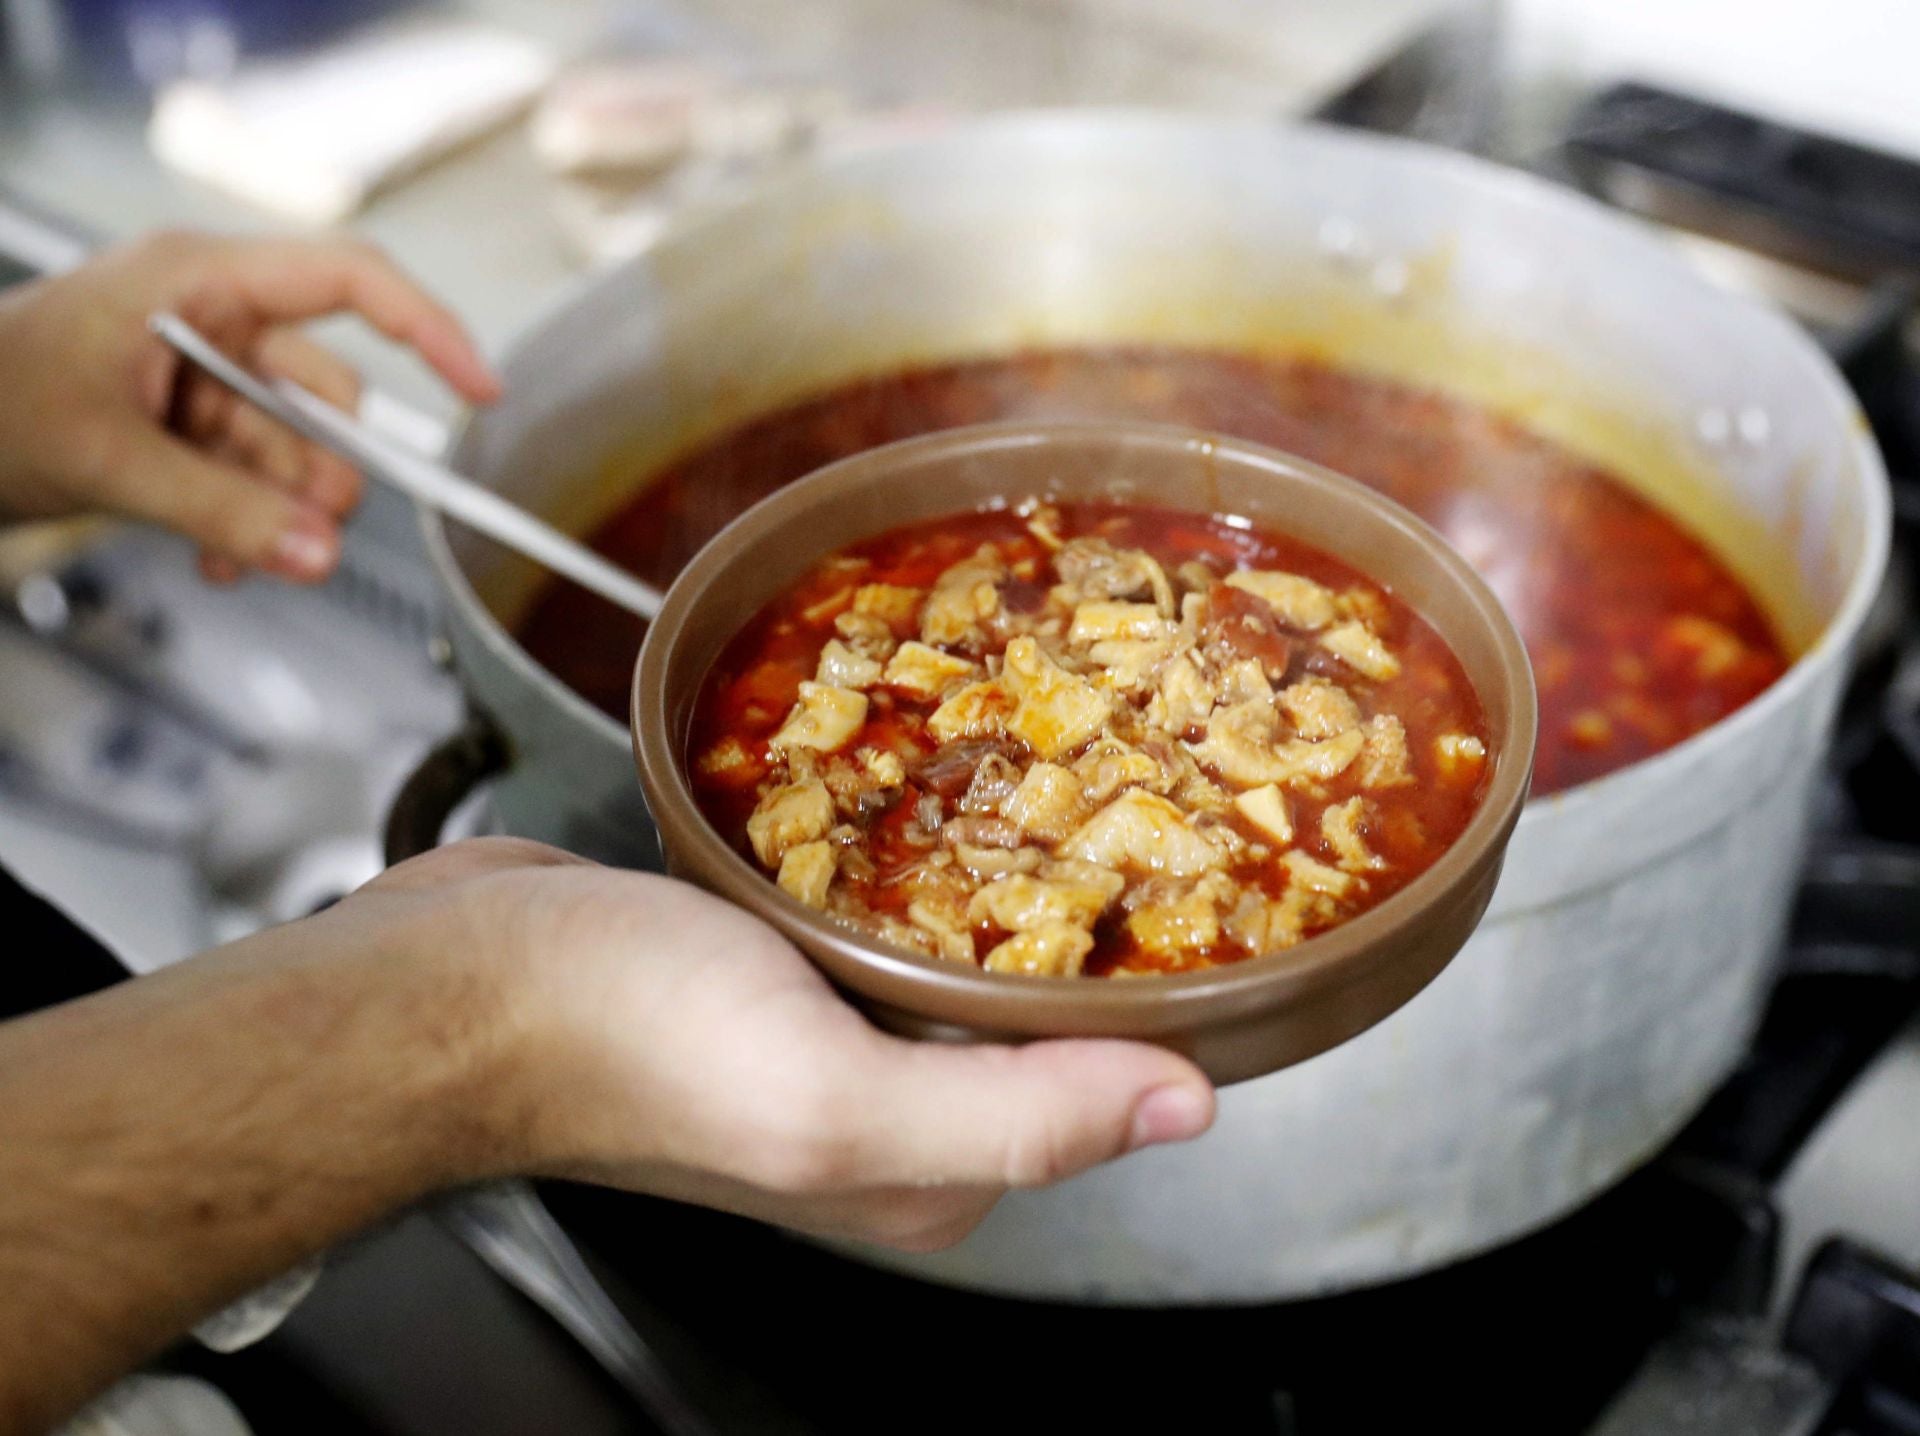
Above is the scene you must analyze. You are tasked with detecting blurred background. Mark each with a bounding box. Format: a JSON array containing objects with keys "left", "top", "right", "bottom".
[{"left": 5, "top": 0, "right": 1916, "bottom": 384}]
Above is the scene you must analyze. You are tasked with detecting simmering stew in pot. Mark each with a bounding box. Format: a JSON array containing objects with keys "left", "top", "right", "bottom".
[
  {"left": 518, "top": 347, "right": 1790, "bottom": 795},
  {"left": 688, "top": 501, "right": 1490, "bottom": 977}
]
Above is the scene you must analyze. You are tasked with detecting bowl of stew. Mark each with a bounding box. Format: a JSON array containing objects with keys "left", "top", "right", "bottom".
[{"left": 632, "top": 422, "right": 1537, "bottom": 1083}]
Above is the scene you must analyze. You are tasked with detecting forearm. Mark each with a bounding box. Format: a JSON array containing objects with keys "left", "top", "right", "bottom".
[
  {"left": 0, "top": 898, "right": 514, "bottom": 1432},
  {"left": 0, "top": 836, "right": 1217, "bottom": 1432}
]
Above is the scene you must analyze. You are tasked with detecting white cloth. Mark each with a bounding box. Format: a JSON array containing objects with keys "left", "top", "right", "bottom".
[{"left": 148, "top": 22, "right": 554, "bottom": 224}]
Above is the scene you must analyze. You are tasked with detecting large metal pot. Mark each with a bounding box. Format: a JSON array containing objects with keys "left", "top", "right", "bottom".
[{"left": 420, "top": 113, "right": 1890, "bottom": 1303}]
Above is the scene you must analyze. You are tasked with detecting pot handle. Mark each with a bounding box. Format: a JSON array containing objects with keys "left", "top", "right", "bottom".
[{"left": 384, "top": 716, "right": 510, "bottom": 864}]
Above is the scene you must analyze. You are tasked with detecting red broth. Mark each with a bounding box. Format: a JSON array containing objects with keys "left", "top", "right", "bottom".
[
  {"left": 518, "top": 347, "right": 1790, "bottom": 795},
  {"left": 687, "top": 502, "right": 1489, "bottom": 977}
]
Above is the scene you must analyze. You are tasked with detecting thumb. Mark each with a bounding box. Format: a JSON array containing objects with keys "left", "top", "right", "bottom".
[
  {"left": 838, "top": 1036, "right": 1216, "bottom": 1190},
  {"left": 99, "top": 426, "right": 340, "bottom": 581}
]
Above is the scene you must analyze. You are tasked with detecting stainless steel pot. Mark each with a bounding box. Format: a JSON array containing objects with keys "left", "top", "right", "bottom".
[{"left": 418, "top": 113, "right": 1890, "bottom": 1303}]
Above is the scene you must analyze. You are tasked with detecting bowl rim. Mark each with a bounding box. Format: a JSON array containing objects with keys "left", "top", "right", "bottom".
[{"left": 632, "top": 420, "right": 1537, "bottom": 1017}]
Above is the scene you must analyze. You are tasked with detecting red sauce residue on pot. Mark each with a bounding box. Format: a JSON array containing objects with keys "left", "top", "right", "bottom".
[
  {"left": 686, "top": 502, "right": 1489, "bottom": 977},
  {"left": 516, "top": 347, "right": 1789, "bottom": 795}
]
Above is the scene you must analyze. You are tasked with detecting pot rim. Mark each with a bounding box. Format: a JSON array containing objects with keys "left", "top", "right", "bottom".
[
  {"left": 631, "top": 419, "right": 1537, "bottom": 1018},
  {"left": 421, "top": 110, "right": 1892, "bottom": 829}
]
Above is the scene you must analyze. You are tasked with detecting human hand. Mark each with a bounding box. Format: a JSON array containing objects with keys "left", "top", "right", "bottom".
[
  {"left": 362, "top": 838, "right": 1217, "bottom": 1252},
  {"left": 0, "top": 835, "right": 1212, "bottom": 1424},
  {"left": 0, "top": 229, "right": 498, "bottom": 582}
]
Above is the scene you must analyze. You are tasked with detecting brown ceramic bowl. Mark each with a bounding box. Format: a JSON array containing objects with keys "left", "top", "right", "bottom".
[{"left": 633, "top": 422, "right": 1536, "bottom": 1084}]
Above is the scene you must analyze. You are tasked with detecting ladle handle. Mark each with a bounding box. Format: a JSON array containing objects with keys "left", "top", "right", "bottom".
[{"left": 148, "top": 312, "right": 664, "bottom": 621}]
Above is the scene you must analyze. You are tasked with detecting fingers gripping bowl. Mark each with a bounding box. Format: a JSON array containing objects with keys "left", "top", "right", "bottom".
[{"left": 633, "top": 424, "right": 1536, "bottom": 1083}]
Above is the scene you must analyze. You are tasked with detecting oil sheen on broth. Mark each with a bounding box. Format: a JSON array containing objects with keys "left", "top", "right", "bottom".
[{"left": 516, "top": 347, "right": 1790, "bottom": 796}]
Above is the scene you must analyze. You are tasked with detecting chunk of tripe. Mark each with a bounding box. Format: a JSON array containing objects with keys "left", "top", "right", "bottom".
[
  {"left": 1188, "top": 699, "right": 1365, "bottom": 788},
  {"left": 815, "top": 639, "right": 883, "bottom": 690},
  {"left": 1085, "top": 638, "right": 1175, "bottom": 694},
  {"left": 1357, "top": 713, "right": 1415, "bottom": 788},
  {"left": 860, "top": 747, "right": 906, "bottom": 789},
  {"left": 1232, "top": 784, "right": 1294, "bottom": 844},
  {"left": 746, "top": 778, "right": 835, "bottom": 866},
  {"left": 1068, "top": 600, "right": 1175, "bottom": 646},
  {"left": 969, "top": 870, "right": 1122, "bottom": 932},
  {"left": 1225, "top": 892, "right": 1296, "bottom": 954},
  {"left": 1146, "top": 652, "right": 1219, "bottom": 735},
  {"left": 1045, "top": 857, "right": 1134, "bottom": 896},
  {"left": 1072, "top": 737, "right": 1167, "bottom": 805},
  {"left": 926, "top": 679, "right": 1012, "bottom": 743},
  {"left": 904, "top": 882, "right": 976, "bottom": 964},
  {"left": 1319, "top": 621, "right": 1401, "bottom": 681},
  {"left": 1224, "top": 570, "right": 1339, "bottom": 630},
  {"left": 769, "top": 682, "right": 869, "bottom": 754},
  {"left": 1277, "top": 679, "right": 1361, "bottom": 740},
  {"left": 1186, "top": 698, "right": 1284, "bottom": 786},
  {"left": 798, "top": 586, "right": 854, "bottom": 626},
  {"left": 776, "top": 841, "right": 837, "bottom": 908},
  {"left": 1001, "top": 636, "right": 1113, "bottom": 760},
  {"left": 1055, "top": 538, "right": 1176, "bottom": 613},
  {"left": 1128, "top": 875, "right": 1236, "bottom": 952},
  {"left": 696, "top": 735, "right": 759, "bottom": 784},
  {"left": 920, "top": 551, "right": 1004, "bottom": 647},
  {"left": 1340, "top": 584, "right": 1390, "bottom": 632},
  {"left": 983, "top": 921, "right": 1095, "bottom": 977},
  {"left": 833, "top": 610, "right": 896, "bottom": 654},
  {"left": 908, "top": 910, "right": 976, "bottom": 964},
  {"left": 953, "top": 843, "right": 1043, "bottom": 880},
  {"left": 1434, "top": 732, "right": 1488, "bottom": 781},
  {"left": 1218, "top": 659, "right": 1275, "bottom": 707},
  {"left": 1282, "top": 849, "right": 1355, "bottom": 897},
  {"left": 1058, "top": 789, "right": 1224, "bottom": 878},
  {"left": 1126, "top": 885, "right": 1224, "bottom": 957},
  {"left": 882, "top": 640, "right": 981, "bottom": 699},
  {"left": 1321, "top": 797, "right": 1386, "bottom": 873},
  {"left": 851, "top": 582, "right": 923, "bottom": 626},
  {"left": 1001, "top": 761, "right": 1087, "bottom": 842},
  {"left": 1224, "top": 884, "right": 1331, "bottom": 954}
]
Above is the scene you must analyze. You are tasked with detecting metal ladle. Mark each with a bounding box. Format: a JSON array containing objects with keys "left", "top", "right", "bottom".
[{"left": 148, "top": 312, "right": 665, "bottom": 620}]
